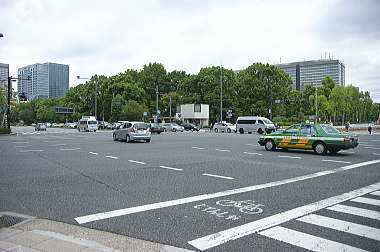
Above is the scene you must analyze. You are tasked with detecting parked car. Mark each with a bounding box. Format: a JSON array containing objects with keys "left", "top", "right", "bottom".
[
  {"left": 35, "top": 123, "right": 47, "bottom": 131},
  {"left": 258, "top": 123, "right": 359, "bottom": 154},
  {"left": 113, "top": 122, "right": 151, "bottom": 143},
  {"left": 213, "top": 122, "right": 236, "bottom": 133},
  {"left": 182, "top": 123, "right": 200, "bottom": 131},
  {"left": 65, "top": 122, "right": 77, "bottom": 128},
  {"left": 149, "top": 123, "right": 165, "bottom": 134},
  {"left": 163, "top": 123, "right": 184, "bottom": 132},
  {"left": 236, "top": 116, "right": 276, "bottom": 134}
]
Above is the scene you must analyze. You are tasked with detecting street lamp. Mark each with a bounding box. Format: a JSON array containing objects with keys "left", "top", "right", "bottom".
[{"left": 77, "top": 75, "right": 97, "bottom": 120}]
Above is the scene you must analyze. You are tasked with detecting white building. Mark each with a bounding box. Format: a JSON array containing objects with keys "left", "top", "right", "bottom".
[
  {"left": 0, "top": 63, "right": 9, "bottom": 89},
  {"left": 176, "top": 104, "right": 209, "bottom": 127}
]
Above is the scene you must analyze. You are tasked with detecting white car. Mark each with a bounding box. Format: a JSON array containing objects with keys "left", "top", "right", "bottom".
[
  {"left": 213, "top": 122, "right": 236, "bottom": 133},
  {"left": 163, "top": 123, "right": 184, "bottom": 132}
]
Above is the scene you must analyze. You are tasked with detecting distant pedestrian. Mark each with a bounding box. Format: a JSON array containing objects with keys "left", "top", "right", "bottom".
[
  {"left": 368, "top": 123, "right": 373, "bottom": 135},
  {"left": 345, "top": 122, "right": 350, "bottom": 131}
]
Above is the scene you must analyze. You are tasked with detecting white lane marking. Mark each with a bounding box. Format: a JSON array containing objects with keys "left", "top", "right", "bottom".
[
  {"left": 187, "top": 182, "right": 380, "bottom": 250},
  {"left": 43, "top": 140, "right": 58, "bottom": 143},
  {"left": 202, "top": 173, "right": 234, "bottom": 180},
  {"left": 327, "top": 204, "right": 380, "bottom": 220},
  {"left": 105, "top": 156, "right": 118, "bottom": 159},
  {"left": 19, "top": 150, "right": 43, "bottom": 152},
  {"left": 215, "top": 149, "right": 231, "bottom": 152},
  {"left": 48, "top": 144, "right": 66, "bottom": 146},
  {"left": 298, "top": 214, "right": 380, "bottom": 241},
  {"left": 278, "top": 155, "right": 301, "bottom": 159},
  {"left": 364, "top": 147, "right": 380, "bottom": 150},
  {"left": 89, "top": 152, "right": 99, "bottom": 155},
  {"left": 351, "top": 196, "right": 380, "bottom": 206},
  {"left": 322, "top": 159, "right": 351, "bottom": 164},
  {"left": 373, "top": 153, "right": 380, "bottom": 156},
  {"left": 74, "top": 160, "right": 380, "bottom": 225},
  {"left": 340, "top": 151, "right": 355, "bottom": 154},
  {"left": 13, "top": 142, "right": 29, "bottom": 144},
  {"left": 159, "top": 166, "right": 183, "bottom": 171},
  {"left": 60, "top": 148, "right": 80, "bottom": 151},
  {"left": 128, "top": 160, "right": 146, "bottom": 164},
  {"left": 14, "top": 145, "right": 33, "bottom": 148},
  {"left": 259, "top": 226, "right": 365, "bottom": 252},
  {"left": 245, "top": 143, "right": 255, "bottom": 146},
  {"left": 243, "top": 152, "right": 262, "bottom": 156},
  {"left": 192, "top": 147, "right": 205, "bottom": 150},
  {"left": 370, "top": 191, "right": 380, "bottom": 196}
]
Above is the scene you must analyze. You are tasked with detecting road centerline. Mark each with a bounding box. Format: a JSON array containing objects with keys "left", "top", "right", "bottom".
[
  {"left": 105, "top": 156, "right": 118, "bottom": 159},
  {"left": 159, "top": 166, "right": 183, "bottom": 171},
  {"left": 278, "top": 155, "right": 301, "bottom": 159},
  {"left": 243, "top": 152, "right": 263, "bottom": 156},
  {"left": 74, "top": 159, "right": 380, "bottom": 225},
  {"left": 192, "top": 147, "right": 205, "bottom": 150},
  {"left": 215, "top": 149, "right": 231, "bottom": 152},
  {"left": 322, "top": 159, "right": 351, "bottom": 164}
]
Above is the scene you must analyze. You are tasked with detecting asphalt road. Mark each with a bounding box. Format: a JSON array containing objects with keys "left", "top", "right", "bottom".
[{"left": 1, "top": 126, "right": 379, "bottom": 251}]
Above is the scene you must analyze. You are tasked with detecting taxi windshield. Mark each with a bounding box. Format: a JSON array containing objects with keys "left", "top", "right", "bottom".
[{"left": 321, "top": 124, "right": 339, "bottom": 134}]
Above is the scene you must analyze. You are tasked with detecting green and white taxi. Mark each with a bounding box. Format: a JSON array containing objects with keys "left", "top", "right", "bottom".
[{"left": 258, "top": 124, "right": 359, "bottom": 155}]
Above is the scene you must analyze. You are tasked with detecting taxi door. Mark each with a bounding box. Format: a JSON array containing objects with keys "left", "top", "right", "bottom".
[
  {"left": 276, "top": 125, "right": 300, "bottom": 148},
  {"left": 294, "top": 125, "right": 315, "bottom": 149}
]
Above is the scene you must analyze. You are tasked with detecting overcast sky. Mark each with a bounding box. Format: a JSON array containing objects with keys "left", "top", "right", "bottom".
[{"left": 1, "top": 0, "right": 379, "bottom": 101}]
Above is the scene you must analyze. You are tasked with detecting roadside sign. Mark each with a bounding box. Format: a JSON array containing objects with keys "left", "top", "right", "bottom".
[
  {"left": 143, "top": 112, "right": 148, "bottom": 116},
  {"left": 55, "top": 107, "right": 74, "bottom": 114},
  {"left": 152, "top": 114, "right": 158, "bottom": 122},
  {"left": 275, "top": 100, "right": 281, "bottom": 103},
  {"left": 157, "top": 110, "right": 161, "bottom": 115}
]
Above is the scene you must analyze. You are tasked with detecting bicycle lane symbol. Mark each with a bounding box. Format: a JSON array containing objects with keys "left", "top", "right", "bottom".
[{"left": 193, "top": 199, "right": 264, "bottom": 221}]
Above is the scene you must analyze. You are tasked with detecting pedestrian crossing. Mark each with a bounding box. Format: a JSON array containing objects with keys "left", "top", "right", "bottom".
[{"left": 259, "top": 191, "right": 380, "bottom": 251}]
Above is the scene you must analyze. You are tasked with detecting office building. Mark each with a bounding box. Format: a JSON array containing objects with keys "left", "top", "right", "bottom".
[
  {"left": 276, "top": 59, "right": 345, "bottom": 90},
  {"left": 0, "top": 63, "right": 9, "bottom": 89},
  {"left": 18, "top": 62, "right": 69, "bottom": 100}
]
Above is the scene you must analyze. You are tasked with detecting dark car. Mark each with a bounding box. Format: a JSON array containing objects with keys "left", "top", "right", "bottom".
[
  {"left": 149, "top": 123, "right": 165, "bottom": 134},
  {"left": 182, "top": 123, "right": 200, "bottom": 131}
]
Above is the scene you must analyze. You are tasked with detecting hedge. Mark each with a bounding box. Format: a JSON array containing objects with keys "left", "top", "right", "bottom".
[{"left": 0, "top": 128, "right": 11, "bottom": 134}]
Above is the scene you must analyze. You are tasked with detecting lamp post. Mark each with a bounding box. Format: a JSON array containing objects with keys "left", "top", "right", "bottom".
[
  {"left": 77, "top": 76, "right": 97, "bottom": 120},
  {"left": 220, "top": 65, "right": 223, "bottom": 122}
]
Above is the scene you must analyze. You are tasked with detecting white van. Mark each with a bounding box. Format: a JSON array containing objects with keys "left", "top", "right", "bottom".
[
  {"left": 78, "top": 116, "right": 98, "bottom": 132},
  {"left": 236, "top": 116, "right": 275, "bottom": 134}
]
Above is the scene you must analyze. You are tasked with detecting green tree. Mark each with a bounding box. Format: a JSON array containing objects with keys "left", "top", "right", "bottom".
[{"left": 120, "top": 100, "right": 148, "bottom": 121}]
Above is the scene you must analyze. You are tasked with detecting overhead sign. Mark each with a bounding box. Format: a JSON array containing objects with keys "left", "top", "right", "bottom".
[{"left": 55, "top": 107, "right": 74, "bottom": 114}]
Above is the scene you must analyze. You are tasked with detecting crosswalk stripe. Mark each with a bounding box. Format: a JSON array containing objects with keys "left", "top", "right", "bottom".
[
  {"left": 370, "top": 191, "right": 380, "bottom": 196},
  {"left": 298, "top": 214, "right": 380, "bottom": 241},
  {"left": 259, "top": 226, "right": 366, "bottom": 252},
  {"left": 327, "top": 204, "right": 380, "bottom": 220},
  {"left": 351, "top": 197, "right": 380, "bottom": 206}
]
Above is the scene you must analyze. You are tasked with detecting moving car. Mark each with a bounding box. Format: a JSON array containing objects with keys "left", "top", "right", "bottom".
[
  {"left": 182, "top": 123, "right": 200, "bottom": 131},
  {"left": 236, "top": 116, "right": 276, "bottom": 134},
  {"left": 113, "top": 122, "right": 151, "bottom": 143},
  {"left": 35, "top": 123, "right": 47, "bottom": 131},
  {"left": 213, "top": 122, "right": 236, "bottom": 133},
  {"left": 163, "top": 123, "right": 184, "bottom": 132},
  {"left": 258, "top": 123, "right": 359, "bottom": 155},
  {"left": 149, "top": 123, "right": 165, "bottom": 134}
]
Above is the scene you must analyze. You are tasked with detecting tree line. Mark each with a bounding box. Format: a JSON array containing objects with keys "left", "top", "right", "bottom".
[{"left": 2, "top": 62, "right": 378, "bottom": 126}]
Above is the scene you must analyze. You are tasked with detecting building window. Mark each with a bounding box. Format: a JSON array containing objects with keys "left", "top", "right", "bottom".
[{"left": 194, "top": 104, "right": 201, "bottom": 112}]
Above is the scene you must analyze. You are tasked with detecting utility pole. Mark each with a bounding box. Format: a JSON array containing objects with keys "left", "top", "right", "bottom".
[
  {"left": 315, "top": 86, "right": 318, "bottom": 124},
  {"left": 6, "top": 76, "right": 11, "bottom": 129},
  {"left": 156, "top": 85, "right": 159, "bottom": 114},
  {"left": 169, "top": 95, "right": 172, "bottom": 122},
  {"left": 220, "top": 66, "right": 223, "bottom": 122}
]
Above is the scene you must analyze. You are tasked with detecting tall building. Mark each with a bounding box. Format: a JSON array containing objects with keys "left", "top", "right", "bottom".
[
  {"left": 275, "top": 59, "right": 345, "bottom": 91},
  {"left": 0, "top": 63, "right": 9, "bottom": 89},
  {"left": 18, "top": 62, "right": 69, "bottom": 100}
]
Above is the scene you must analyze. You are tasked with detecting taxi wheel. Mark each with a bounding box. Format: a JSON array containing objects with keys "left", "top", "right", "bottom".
[
  {"left": 258, "top": 128, "right": 264, "bottom": 134},
  {"left": 265, "top": 140, "right": 276, "bottom": 151},
  {"left": 126, "top": 135, "right": 131, "bottom": 143},
  {"left": 113, "top": 133, "right": 117, "bottom": 141},
  {"left": 227, "top": 128, "right": 231, "bottom": 133},
  {"left": 314, "top": 142, "right": 327, "bottom": 155},
  {"left": 215, "top": 128, "right": 218, "bottom": 133},
  {"left": 239, "top": 128, "right": 244, "bottom": 134}
]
